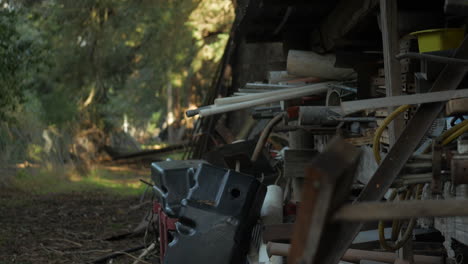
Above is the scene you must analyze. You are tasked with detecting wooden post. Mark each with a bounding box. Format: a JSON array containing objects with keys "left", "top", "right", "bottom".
[
  {"left": 288, "top": 168, "right": 327, "bottom": 264},
  {"left": 398, "top": 228, "right": 415, "bottom": 264},
  {"left": 380, "top": 0, "right": 403, "bottom": 146},
  {"left": 288, "top": 138, "right": 360, "bottom": 264}
]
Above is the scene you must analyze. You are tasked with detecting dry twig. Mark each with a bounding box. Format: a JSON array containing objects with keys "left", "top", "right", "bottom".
[{"left": 132, "top": 243, "right": 155, "bottom": 264}]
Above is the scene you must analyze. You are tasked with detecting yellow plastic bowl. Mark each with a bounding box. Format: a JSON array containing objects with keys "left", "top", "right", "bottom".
[{"left": 410, "top": 28, "right": 465, "bottom": 53}]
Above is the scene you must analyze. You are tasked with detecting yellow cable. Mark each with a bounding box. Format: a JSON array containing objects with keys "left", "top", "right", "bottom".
[
  {"left": 442, "top": 122, "right": 468, "bottom": 146},
  {"left": 378, "top": 184, "right": 422, "bottom": 251},
  {"left": 373, "top": 105, "right": 411, "bottom": 163},
  {"left": 373, "top": 106, "right": 468, "bottom": 250},
  {"left": 441, "top": 119, "right": 468, "bottom": 141},
  {"left": 421, "top": 119, "right": 468, "bottom": 153}
]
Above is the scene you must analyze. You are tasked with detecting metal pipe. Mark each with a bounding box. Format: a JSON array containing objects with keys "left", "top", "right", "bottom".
[
  {"left": 238, "top": 88, "right": 288, "bottom": 93},
  {"left": 329, "top": 84, "right": 358, "bottom": 93},
  {"left": 396, "top": 52, "right": 468, "bottom": 65},
  {"left": 343, "top": 249, "right": 442, "bottom": 264},
  {"left": 333, "top": 117, "right": 377, "bottom": 122},
  {"left": 186, "top": 105, "right": 213, "bottom": 117},
  {"left": 245, "top": 83, "right": 299, "bottom": 89},
  {"left": 266, "top": 243, "right": 443, "bottom": 264},
  {"left": 198, "top": 84, "right": 332, "bottom": 117},
  {"left": 251, "top": 114, "right": 284, "bottom": 162},
  {"left": 212, "top": 82, "right": 333, "bottom": 106},
  {"left": 333, "top": 199, "right": 468, "bottom": 222}
]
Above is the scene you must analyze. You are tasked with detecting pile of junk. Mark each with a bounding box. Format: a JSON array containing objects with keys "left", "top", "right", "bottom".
[{"left": 133, "top": 0, "right": 468, "bottom": 263}]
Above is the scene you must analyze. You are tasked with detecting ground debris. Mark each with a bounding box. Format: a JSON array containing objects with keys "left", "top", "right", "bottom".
[{"left": 0, "top": 189, "right": 155, "bottom": 264}]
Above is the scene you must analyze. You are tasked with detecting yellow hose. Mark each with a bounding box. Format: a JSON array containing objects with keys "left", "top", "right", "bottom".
[
  {"left": 378, "top": 184, "right": 422, "bottom": 251},
  {"left": 421, "top": 119, "right": 468, "bottom": 153},
  {"left": 442, "top": 122, "right": 468, "bottom": 146},
  {"left": 374, "top": 106, "right": 468, "bottom": 158},
  {"left": 441, "top": 119, "right": 468, "bottom": 141},
  {"left": 373, "top": 108, "right": 468, "bottom": 250},
  {"left": 373, "top": 105, "right": 411, "bottom": 163},
  {"left": 372, "top": 107, "right": 468, "bottom": 251}
]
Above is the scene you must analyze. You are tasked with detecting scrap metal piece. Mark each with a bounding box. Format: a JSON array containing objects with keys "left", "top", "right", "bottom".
[
  {"left": 154, "top": 203, "right": 178, "bottom": 261},
  {"left": 151, "top": 160, "right": 206, "bottom": 216},
  {"left": 298, "top": 106, "right": 341, "bottom": 126}
]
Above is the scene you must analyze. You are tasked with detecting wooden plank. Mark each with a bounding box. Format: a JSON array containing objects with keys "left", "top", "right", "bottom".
[
  {"left": 288, "top": 168, "right": 326, "bottom": 264},
  {"left": 268, "top": 243, "right": 442, "bottom": 264},
  {"left": 288, "top": 138, "right": 360, "bottom": 264},
  {"left": 269, "top": 243, "right": 441, "bottom": 264},
  {"left": 380, "top": 0, "right": 403, "bottom": 146},
  {"left": 263, "top": 222, "right": 391, "bottom": 244},
  {"left": 341, "top": 89, "right": 468, "bottom": 115},
  {"left": 333, "top": 199, "right": 468, "bottom": 222}
]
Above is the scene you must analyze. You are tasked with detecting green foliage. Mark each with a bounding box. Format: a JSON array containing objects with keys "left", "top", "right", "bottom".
[
  {"left": 0, "top": 91, "right": 46, "bottom": 165},
  {"left": 1, "top": 0, "right": 233, "bottom": 141},
  {"left": 13, "top": 0, "right": 231, "bottom": 126},
  {"left": 0, "top": 9, "right": 25, "bottom": 120}
]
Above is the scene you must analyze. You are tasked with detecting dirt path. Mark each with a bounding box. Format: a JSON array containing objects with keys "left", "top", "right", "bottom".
[{"left": 0, "top": 188, "right": 156, "bottom": 264}]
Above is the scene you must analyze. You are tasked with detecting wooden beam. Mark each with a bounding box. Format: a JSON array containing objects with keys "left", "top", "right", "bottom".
[
  {"left": 380, "top": 0, "right": 403, "bottom": 146},
  {"left": 341, "top": 89, "right": 468, "bottom": 114},
  {"left": 268, "top": 243, "right": 442, "bottom": 264},
  {"left": 288, "top": 137, "right": 360, "bottom": 264},
  {"left": 288, "top": 168, "right": 328, "bottom": 264},
  {"left": 333, "top": 199, "right": 468, "bottom": 222}
]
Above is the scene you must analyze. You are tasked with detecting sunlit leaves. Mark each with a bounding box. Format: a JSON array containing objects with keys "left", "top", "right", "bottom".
[{"left": 2, "top": 0, "right": 234, "bottom": 130}]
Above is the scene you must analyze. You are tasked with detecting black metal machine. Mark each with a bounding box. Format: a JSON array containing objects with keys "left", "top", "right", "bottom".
[{"left": 151, "top": 160, "right": 266, "bottom": 264}]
